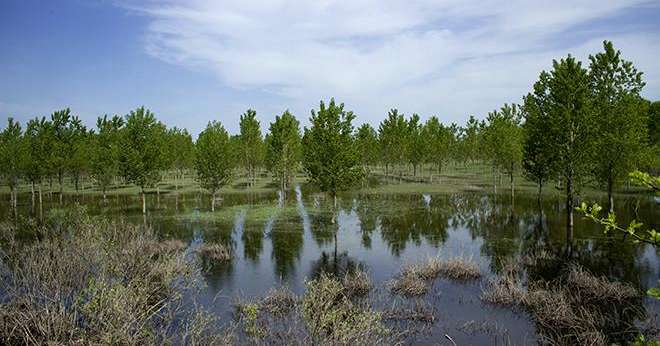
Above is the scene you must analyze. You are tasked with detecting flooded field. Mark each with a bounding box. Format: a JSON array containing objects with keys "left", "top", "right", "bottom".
[{"left": 1, "top": 187, "right": 658, "bottom": 344}]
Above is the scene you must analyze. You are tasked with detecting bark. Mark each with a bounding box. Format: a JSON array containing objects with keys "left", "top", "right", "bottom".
[
  {"left": 537, "top": 179, "right": 543, "bottom": 207},
  {"left": 31, "top": 182, "right": 35, "bottom": 212},
  {"left": 38, "top": 183, "right": 43, "bottom": 220},
  {"left": 565, "top": 173, "right": 574, "bottom": 257},
  {"left": 607, "top": 174, "right": 614, "bottom": 213},
  {"left": 211, "top": 191, "right": 216, "bottom": 212},
  {"left": 58, "top": 173, "right": 64, "bottom": 205},
  {"left": 510, "top": 171, "right": 514, "bottom": 201},
  {"left": 141, "top": 188, "right": 146, "bottom": 215}
]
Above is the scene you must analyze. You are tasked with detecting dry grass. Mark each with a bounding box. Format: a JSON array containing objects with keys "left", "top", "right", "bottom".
[
  {"left": 301, "top": 273, "right": 390, "bottom": 345},
  {"left": 260, "top": 286, "right": 298, "bottom": 316},
  {"left": 481, "top": 261, "right": 643, "bottom": 345},
  {"left": 0, "top": 211, "right": 228, "bottom": 345},
  {"left": 342, "top": 269, "right": 373, "bottom": 298},
  {"left": 389, "top": 257, "right": 481, "bottom": 297},
  {"left": 197, "top": 242, "right": 233, "bottom": 261}
]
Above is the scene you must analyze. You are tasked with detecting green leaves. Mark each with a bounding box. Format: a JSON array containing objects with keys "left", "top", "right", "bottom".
[
  {"left": 265, "top": 111, "right": 301, "bottom": 191},
  {"left": 119, "top": 107, "right": 167, "bottom": 190},
  {"left": 302, "top": 98, "right": 363, "bottom": 195},
  {"left": 194, "top": 121, "right": 233, "bottom": 194},
  {"left": 576, "top": 201, "right": 658, "bottom": 246}
]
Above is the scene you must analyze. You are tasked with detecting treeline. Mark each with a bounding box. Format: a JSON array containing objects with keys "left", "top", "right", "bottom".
[{"left": 0, "top": 41, "right": 658, "bottom": 220}]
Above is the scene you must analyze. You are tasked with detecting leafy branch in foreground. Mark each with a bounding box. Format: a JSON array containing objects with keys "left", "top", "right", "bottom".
[{"left": 576, "top": 202, "right": 658, "bottom": 246}]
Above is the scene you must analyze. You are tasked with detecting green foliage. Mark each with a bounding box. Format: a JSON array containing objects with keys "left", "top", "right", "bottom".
[
  {"left": 303, "top": 98, "right": 363, "bottom": 196},
  {"left": 378, "top": 109, "right": 408, "bottom": 172},
  {"left": 118, "top": 107, "right": 167, "bottom": 191},
  {"left": 24, "top": 117, "right": 53, "bottom": 185},
  {"left": 577, "top": 202, "right": 658, "bottom": 245},
  {"left": 458, "top": 115, "right": 483, "bottom": 163},
  {"left": 0, "top": 118, "right": 26, "bottom": 191},
  {"left": 90, "top": 115, "right": 124, "bottom": 195},
  {"left": 422, "top": 117, "right": 455, "bottom": 173},
  {"left": 406, "top": 114, "right": 427, "bottom": 175},
  {"left": 265, "top": 111, "right": 301, "bottom": 192},
  {"left": 238, "top": 109, "right": 264, "bottom": 185},
  {"left": 482, "top": 104, "right": 523, "bottom": 178},
  {"left": 589, "top": 41, "right": 648, "bottom": 205},
  {"left": 194, "top": 121, "right": 233, "bottom": 196},
  {"left": 165, "top": 127, "right": 194, "bottom": 173},
  {"left": 355, "top": 123, "right": 379, "bottom": 169},
  {"left": 629, "top": 170, "right": 659, "bottom": 194},
  {"left": 522, "top": 80, "right": 556, "bottom": 191}
]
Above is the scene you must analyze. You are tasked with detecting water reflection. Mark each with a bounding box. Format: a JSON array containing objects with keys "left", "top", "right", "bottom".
[{"left": 1, "top": 189, "right": 657, "bottom": 344}]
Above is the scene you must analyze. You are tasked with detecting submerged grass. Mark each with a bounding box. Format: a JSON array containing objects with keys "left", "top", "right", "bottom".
[
  {"left": 389, "top": 257, "right": 481, "bottom": 297},
  {"left": 482, "top": 259, "right": 644, "bottom": 345},
  {"left": 0, "top": 208, "right": 229, "bottom": 345}
]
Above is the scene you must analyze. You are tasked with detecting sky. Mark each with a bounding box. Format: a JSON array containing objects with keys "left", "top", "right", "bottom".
[{"left": 1, "top": 0, "right": 660, "bottom": 136}]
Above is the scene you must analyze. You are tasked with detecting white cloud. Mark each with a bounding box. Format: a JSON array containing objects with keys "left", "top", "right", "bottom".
[{"left": 121, "top": 0, "right": 660, "bottom": 126}]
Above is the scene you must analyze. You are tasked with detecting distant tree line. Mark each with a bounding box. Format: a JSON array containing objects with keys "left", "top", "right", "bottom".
[{"left": 0, "top": 41, "right": 657, "bottom": 227}]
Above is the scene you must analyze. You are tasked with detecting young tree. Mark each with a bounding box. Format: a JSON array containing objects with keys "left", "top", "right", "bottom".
[
  {"left": 68, "top": 119, "right": 90, "bottom": 192},
  {"left": 522, "top": 79, "right": 556, "bottom": 204},
  {"left": 355, "top": 123, "right": 379, "bottom": 177},
  {"left": 119, "top": 107, "right": 167, "bottom": 214},
  {"left": 265, "top": 111, "right": 301, "bottom": 195},
  {"left": 165, "top": 127, "right": 194, "bottom": 193},
  {"left": 194, "top": 121, "right": 233, "bottom": 212},
  {"left": 407, "top": 113, "right": 427, "bottom": 177},
  {"left": 589, "top": 41, "right": 647, "bottom": 212},
  {"left": 0, "top": 118, "right": 26, "bottom": 212},
  {"left": 529, "top": 55, "right": 595, "bottom": 253},
  {"left": 24, "top": 117, "right": 53, "bottom": 216},
  {"left": 238, "top": 109, "right": 264, "bottom": 188},
  {"left": 50, "top": 108, "right": 75, "bottom": 204},
  {"left": 459, "top": 116, "right": 482, "bottom": 164},
  {"left": 423, "top": 116, "right": 452, "bottom": 175},
  {"left": 302, "top": 98, "right": 363, "bottom": 201},
  {"left": 378, "top": 109, "right": 408, "bottom": 177},
  {"left": 90, "top": 115, "right": 124, "bottom": 200},
  {"left": 483, "top": 104, "right": 524, "bottom": 198}
]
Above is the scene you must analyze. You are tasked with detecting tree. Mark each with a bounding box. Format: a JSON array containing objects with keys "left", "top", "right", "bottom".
[
  {"left": 355, "top": 123, "right": 379, "bottom": 178},
  {"left": 24, "top": 117, "right": 53, "bottom": 216},
  {"left": 50, "top": 108, "right": 76, "bottom": 204},
  {"left": 69, "top": 120, "right": 90, "bottom": 192},
  {"left": 302, "top": 98, "right": 363, "bottom": 200},
  {"left": 265, "top": 111, "right": 301, "bottom": 195},
  {"left": 483, "top": 104, "right": 524, "bottom": 198},
  {"left": 0, "top": 118, "right": 26, "bottom": 212},
  {"left": 529, "top": 55, "right": 595, "bottom": 253},
  {"left": 238, "top": 109, "right": 264, "bottom": 188},
  {"left": 90, "top": 115, "right": 124, "bottom": 200},
  {"left": 378, "top": 109, "right": 408, "bottom": 177},
  {"left": 589, "top": 41, "right": 647, "bottom": 212},
  {"left": 119, "top": 107, "right": 167, "bottom": 214},
  {"left": 649, "top": 101, "right": 660, "bottom": 147},
  {"left": 164, "top": 127, "right": 194, "bottom": 194},
  {"left": 423, "top": 116, "right": 453, "bottom": 175},
  {"left": 459, "top": 116, "right": 482, "bottom": 164},
  {"left": 523, "top": 78, "right": 556, "bottom": 204},
  {"left": 194, "top": 121, "right": 233, "bottom": 211},
  {"left": 407, "top": 113, "right": 427, "bottom": 177}
]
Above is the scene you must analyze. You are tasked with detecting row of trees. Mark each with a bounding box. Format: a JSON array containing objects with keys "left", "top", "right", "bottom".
[{"left": 1, "top": 41, "right": 658, "bottom": 223}]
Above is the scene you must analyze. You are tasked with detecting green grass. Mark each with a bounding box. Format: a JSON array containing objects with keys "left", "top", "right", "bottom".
[{"left": 0, "top": 163, "right": 649, "bottom": 200}]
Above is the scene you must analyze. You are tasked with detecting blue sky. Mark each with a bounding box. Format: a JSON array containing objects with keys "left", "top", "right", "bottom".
[{"left": 1, "top": 0, "right": 659, "bottom": 136}]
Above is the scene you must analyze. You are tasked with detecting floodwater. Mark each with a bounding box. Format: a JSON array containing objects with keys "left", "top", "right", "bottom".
[{"left": 1, "top": 186, "right": 658, "bottom": 344}]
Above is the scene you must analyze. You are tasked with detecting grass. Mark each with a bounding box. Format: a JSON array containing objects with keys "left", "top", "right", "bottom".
[
  {"left": 196, "top": 242, "right": 233, "bottom": 261},
  {"left": 0, "top": 208, "right": 229, "bottom": 345},
  {"left": 481, "top": 258, "right": 645, "bottom": 345},
  {"left": 389, "top": 257, "right": 481, "bottom": 297}
]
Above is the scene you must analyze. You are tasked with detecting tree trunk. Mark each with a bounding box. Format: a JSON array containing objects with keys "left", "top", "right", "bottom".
[
  {"left": 607, "top": 174, "right": 614, "bottom": 213},
  {"left": 413, "top": 164, "right": 417, "bottom": 177},
  {"left": 31, "top": 182, "right": 35, "bottom": 213},
  {"left": 565, "top": 174, "right": 574, "bottom": 257},
  {"left": 141, "top": 188, "right": 146, "bottom": 215},
  {"left": 537, "top": 179, "right": 543, "bottom": 208},
  {"left": 211, "top": 191, "right": 216, "bottom": 212},
  {"left": 510, "top": 171, "right": 514, "bottom": 201},
  {"left": 38, "top": 183, "right": 43, "bottom": 220},
  {"left": 58, "top": 174, "right": 64, "bottom": 205}
]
